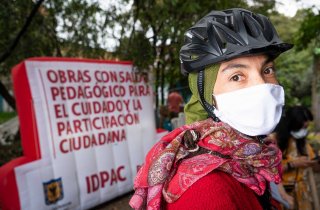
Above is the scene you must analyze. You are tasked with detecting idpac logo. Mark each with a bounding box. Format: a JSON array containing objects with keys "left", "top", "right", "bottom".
[{"left": 43, "top": 177, "right": 64, "bottom": 205}]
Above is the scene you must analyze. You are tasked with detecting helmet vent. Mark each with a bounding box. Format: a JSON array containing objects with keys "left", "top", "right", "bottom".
[
  {"left": 260, "top": 16, "right": 274, "bottom": 42},
  {"left": 181, "top": 50, "right": 207, "bottom": 61},
  {"left": 255, "top": 14, "right": 265, "bottom": 30},
  {"left": 225, "top": 15, "right": 235, "bottom": 31},
  {"left": 243, "top": 14, "right": 261, "bottom": 38},
  {"left": 215, "top": 16, "right": 226, "bottom": 25},
  {"left": 192, "top": 28, "right": 208, "bottom": 42}
]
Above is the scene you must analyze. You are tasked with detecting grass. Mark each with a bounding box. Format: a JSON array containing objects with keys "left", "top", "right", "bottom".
[{"left": 0, "top": 112, "right": 17, "bottom": 124}]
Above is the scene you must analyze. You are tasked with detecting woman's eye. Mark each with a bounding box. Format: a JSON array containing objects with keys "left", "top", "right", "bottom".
[
  {"left": 263, "top": 67, "right": 275, "bottom": 75},
  {"left": 230, "top": 74, "right": 243, "bottom": 81}
]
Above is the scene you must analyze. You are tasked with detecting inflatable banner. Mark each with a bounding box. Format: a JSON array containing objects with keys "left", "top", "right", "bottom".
[{"left": 0, "top": 58, "right": 159, "bottom": 210}]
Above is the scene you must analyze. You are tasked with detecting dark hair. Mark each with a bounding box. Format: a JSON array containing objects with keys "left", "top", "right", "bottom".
[{"left": 275, "top": 106, "right": 313, "bottom": 156}]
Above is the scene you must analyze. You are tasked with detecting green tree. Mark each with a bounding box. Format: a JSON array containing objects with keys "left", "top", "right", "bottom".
[
  {"left": 295, "top": 8, "right": 320, "bottom": 130},
  {"left": 270, "top": 12, "right": 313, "bottom": 107},
  {"left": 0, "top": 0, "right": 108, "bottom": 73},
  {"left": 46, "top": 0, "right": 109, "bottom": 58}
]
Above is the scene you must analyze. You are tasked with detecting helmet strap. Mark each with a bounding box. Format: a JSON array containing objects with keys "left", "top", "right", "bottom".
[{"left": 197, "top": 70, "right": 220, "bottom": 122}]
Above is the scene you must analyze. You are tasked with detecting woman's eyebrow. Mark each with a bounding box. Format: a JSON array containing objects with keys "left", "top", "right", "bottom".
[
  {"left": 221, "top": 63, "right": 248, "bottom": 72},
  {"left": 221, "top": 57, "right": 275, "bottom": 72}
]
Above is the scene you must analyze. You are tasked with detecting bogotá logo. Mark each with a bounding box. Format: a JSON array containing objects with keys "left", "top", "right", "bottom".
[{"left": 43, "top": 177, "right": 64, "bottom": 205}]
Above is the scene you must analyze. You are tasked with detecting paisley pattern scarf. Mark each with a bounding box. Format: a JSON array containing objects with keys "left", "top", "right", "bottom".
[{"left": 129, "top": 118, "right": 282, "bottom": 210}]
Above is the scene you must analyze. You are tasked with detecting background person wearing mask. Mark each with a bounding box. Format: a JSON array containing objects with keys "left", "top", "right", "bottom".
[
  {"left": 275, "top": 106, "right": 317, "bottom": 210},
  {"left": 130, "top": 8, "right": 292, "bottom": 210}
]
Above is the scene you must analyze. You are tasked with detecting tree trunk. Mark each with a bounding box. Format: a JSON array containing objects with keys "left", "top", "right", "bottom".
[
  {"left": 0, "top": 81, "right": 15, "bottom": 110},
  {"left": 160, "top": 66, "right": 164, "bottom": 105},
  {"left": 159, "top": 40, "right": 166, "bottom": 106},
  {"left": 155, "top": 67, "right": 159, "bottom": 110},
  {"left": 312, "top": 55, "right": 320, "bottom": 131}
]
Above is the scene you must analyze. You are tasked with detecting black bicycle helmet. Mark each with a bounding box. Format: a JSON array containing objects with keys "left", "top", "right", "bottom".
[{"left": 180, "top": 8, "right": 293, "bottom": 74}]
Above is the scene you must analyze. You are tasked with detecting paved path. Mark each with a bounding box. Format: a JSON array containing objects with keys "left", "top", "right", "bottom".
[
  {"left": 93, "top": 192, "right": 133, "bottom": 210},
  {"left": 0, "top": 116, "right": 19, "bottom": 144}
]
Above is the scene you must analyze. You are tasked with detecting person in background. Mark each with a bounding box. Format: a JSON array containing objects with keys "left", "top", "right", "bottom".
[
  {"left": 275, "top": 106, "right": 317, "bottom": 210},
  {"left": 268, "top": 135, "right": 294, "bottom": 209},
  {"left": 167, "top": 92, "right": 184, "bottom": 116},
  {"left": 270, "top": 181, "right": 295, "bottom": 209},
  {"left": 159, "top": 92, "right": 184, "bottom": 131},
  {"left": 130, "top": 8, "right": 292, "bottom": 209}
]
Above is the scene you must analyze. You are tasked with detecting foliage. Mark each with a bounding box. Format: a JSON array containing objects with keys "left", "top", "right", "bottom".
[
  {"left": 46, "top": 0, "right": 109, "bottom": 58},
  {"left": 116, "top": 31, "right": 154, "bottom": 71},
  {"left": 0, "top": 132, "right": 22, "bottom": 166},
  {"left": 295, "top": 8, "right": 320, "bottom": 50},
  {"left": 276, "top": 49, "right": 313, "bottom": 106},
  {"left": 0, "top": 112, "right": 17, "bottom": 124},
  {"left": 0, "top": 0, "right": 109, "bottom": 76},
  {"left": 0, "top": 0, "right": 54, "bottom": 75},
  {"left": 294, "top": 8, "right": 320, "bottom": 131},
  {"left": 249, "top": 0, "right": 277, "bottom": 15},
  {"left": 270, "top": 12, "right": 313, "bottom": 107}
]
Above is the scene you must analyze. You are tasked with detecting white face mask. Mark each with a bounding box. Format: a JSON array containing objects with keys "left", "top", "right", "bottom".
[
  {"left": 213, "top": 84, "right": 285, "bottom": 136},
  {"left": 290, "top": 128, "right": 308, "bottom": 139}
]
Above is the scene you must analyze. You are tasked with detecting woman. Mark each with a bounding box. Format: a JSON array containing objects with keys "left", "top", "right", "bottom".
[
  {"left": 130, "top": 8, "right": 292, "bottom": 209},
  {"left": 275, "top": 106, "right": 317, "bottom": 210}
]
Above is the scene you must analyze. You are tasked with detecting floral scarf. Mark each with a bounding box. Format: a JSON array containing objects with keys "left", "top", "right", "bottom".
[{"left": 129, "top": 118, "right": 282, "bottom": 210}]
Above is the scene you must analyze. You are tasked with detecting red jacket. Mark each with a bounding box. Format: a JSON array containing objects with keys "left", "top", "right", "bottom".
[{"left": 165, "top": 171, "right": 263, "bottom": 210}]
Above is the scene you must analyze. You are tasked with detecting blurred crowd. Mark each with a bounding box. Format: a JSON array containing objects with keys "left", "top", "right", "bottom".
[{"left": 270, "top": 106, "right": 320, "bottom": 209}]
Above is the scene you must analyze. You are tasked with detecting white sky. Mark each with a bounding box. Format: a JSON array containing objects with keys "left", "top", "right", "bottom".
[{"left": 276, "top": 0, "right": 320, "bottom": 17}]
